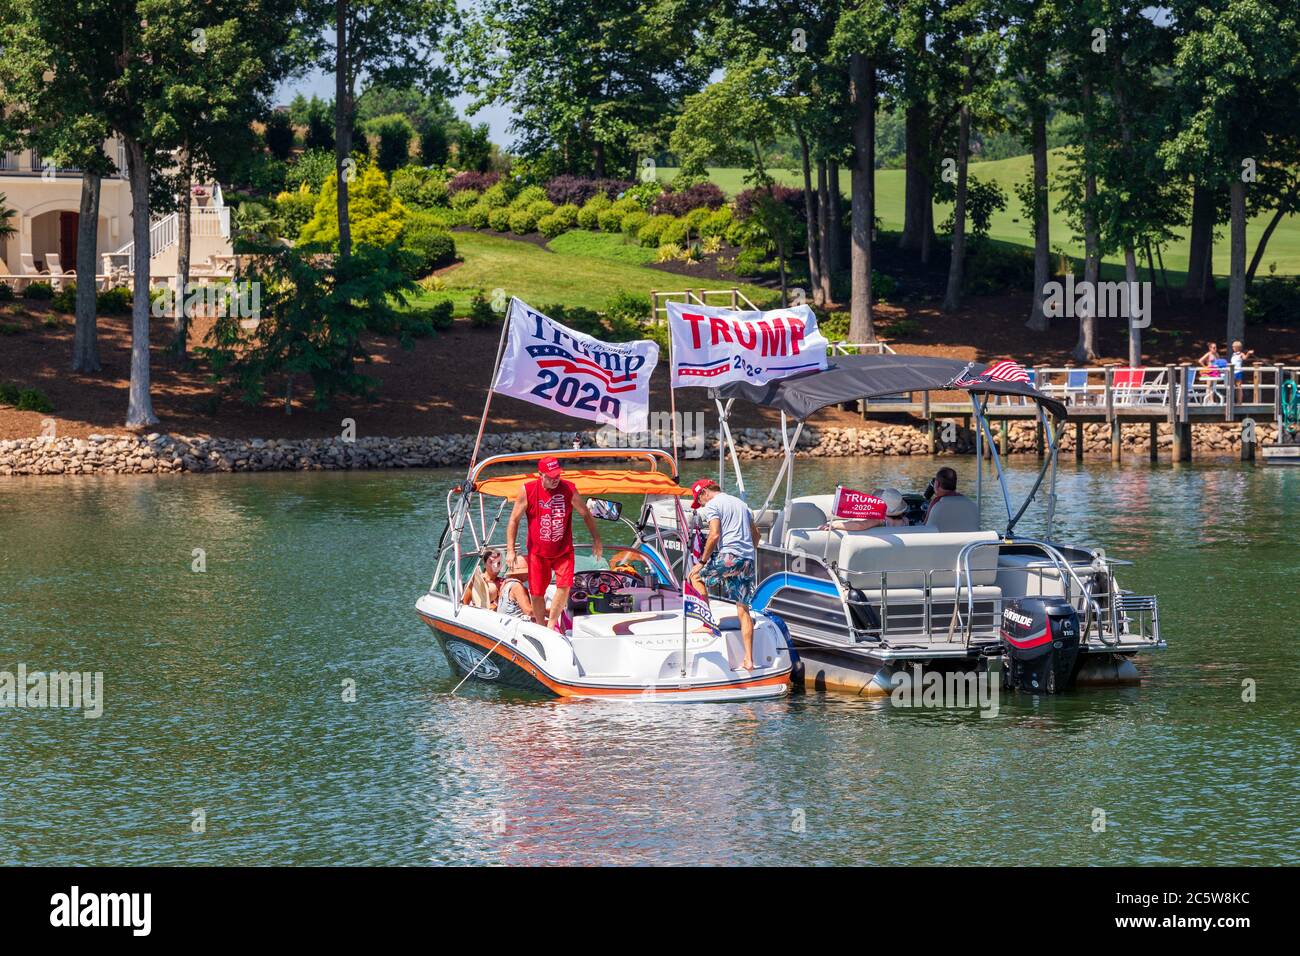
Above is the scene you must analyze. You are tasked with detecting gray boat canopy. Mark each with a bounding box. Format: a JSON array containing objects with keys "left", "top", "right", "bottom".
[{"left": 714, "top": 353, "right": 1068, "bottom": 421}]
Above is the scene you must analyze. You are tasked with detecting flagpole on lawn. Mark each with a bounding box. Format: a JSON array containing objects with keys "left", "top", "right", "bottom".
[{"left": 468, "top": 297, "right": 515, "bottom": 474}]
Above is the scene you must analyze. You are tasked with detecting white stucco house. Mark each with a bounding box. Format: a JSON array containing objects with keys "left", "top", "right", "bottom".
[{"left": 0, "top": 134, "right": 235, "bottom": 289}]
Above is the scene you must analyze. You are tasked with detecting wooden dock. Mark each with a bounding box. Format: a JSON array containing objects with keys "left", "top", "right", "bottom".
[{"left": 858, "top": 363, "right": 1300, "bottom": 462}]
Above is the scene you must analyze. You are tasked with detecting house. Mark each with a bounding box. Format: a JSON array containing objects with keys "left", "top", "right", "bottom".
[{"left": 0, "top": 134, "right": 234, "bottom": 288}]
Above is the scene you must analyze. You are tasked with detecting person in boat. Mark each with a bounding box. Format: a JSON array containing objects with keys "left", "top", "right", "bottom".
[
  {"left": 819, "top": 487, "right": 909, "bottom": 531},
  {"left": 924, "top": 466, "right": 979, "bottom": 531},
  {"left": 494, "top": 554, "right": 534, "bottom": 621},
  {"left": 461, "top": 548, "right": 504, "bottom": 608},
  {"left": 504, "top": 456, "right": 603, "bottom": 632},
  {"left": 687, "top": 478, "right": 760, "bottom": 671}
]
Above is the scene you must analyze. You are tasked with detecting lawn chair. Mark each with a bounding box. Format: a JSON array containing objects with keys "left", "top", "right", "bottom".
[
  {"left": 45, "top": 253, "right": 74, "bottom": 291},
  {"left": 1065, "top": 368, "right": 1092, "bottom": 406},
  {"left": 0, "top": 257, "right": 25, "bottom": 293},
  {"left": 20, "top": 253, "right": 44, "bottom": 279},
  {"left": 1112, "top": 368, "right": 1143, "bottom": 406}
]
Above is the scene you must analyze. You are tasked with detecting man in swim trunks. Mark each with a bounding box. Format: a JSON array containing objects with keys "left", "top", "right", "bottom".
[{"left": 506, "top": 456, "right": 603, "bottom": 631}]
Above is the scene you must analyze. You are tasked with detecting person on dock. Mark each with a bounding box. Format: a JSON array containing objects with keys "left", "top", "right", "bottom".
[
  {"left": 688, "top": 478, "right": 759, "bottom": 671},
  {"left": 1198, "top": 342, "right": 1221, "bottom": 367},
  {"left": 505, "top": 456, "right": 603, "bottom": 632},
  {"left": 1231, "top": 340, "right": 1256, "bottom": 400}
]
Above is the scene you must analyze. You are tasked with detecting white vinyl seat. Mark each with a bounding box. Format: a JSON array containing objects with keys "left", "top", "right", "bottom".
[{"left": 838, "top": 528, "right": 1000, "bottom": 589}]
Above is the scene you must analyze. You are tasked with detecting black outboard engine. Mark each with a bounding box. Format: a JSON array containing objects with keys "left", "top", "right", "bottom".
[{"left": 999, "top": 597, "right": 1081, "bottom": 693}]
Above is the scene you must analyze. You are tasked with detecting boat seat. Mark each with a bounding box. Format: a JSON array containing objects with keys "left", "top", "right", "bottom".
[
  {"left": 769, "top": 494, "right": 836, "bottom": 547},
  {"left": 837, "top": 529, "right": 1000, "bottom": 589}
]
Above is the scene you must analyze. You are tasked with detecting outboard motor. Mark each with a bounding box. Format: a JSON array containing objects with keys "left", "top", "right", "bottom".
[{"left": 999, "top": 597, "right": 1081, "bottom": 693}]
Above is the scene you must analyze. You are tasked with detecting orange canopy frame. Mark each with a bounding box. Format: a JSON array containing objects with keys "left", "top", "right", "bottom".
[{"left": 474, "top": 468, "right": 691, "bottom": 500}]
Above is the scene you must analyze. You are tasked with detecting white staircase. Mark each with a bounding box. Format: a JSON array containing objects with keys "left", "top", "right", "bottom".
[{"left": 105, "top": 186, "right": 230, "bottom": 274}]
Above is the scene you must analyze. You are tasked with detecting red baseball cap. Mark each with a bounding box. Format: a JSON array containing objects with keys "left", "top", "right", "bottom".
[
  {"left": 537, "top": 456, "right": 563, "bottom": 479},
  {"left": 690, "top": 478, "right": 718, "bottom": 508}
]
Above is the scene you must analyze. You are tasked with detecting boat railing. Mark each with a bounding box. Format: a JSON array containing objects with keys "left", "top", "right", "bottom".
[{"left": 833, "top": 566, "right": 1002, "bottom": 646}]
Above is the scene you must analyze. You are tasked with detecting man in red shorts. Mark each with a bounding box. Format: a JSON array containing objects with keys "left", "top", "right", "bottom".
[{"left": 505, "top": 456, "right": 603, "bottom": 631}]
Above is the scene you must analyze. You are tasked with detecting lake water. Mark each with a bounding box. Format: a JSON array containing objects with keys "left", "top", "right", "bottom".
[{"left": 1, "top": 455, "right": 1296, "bottom": 865}]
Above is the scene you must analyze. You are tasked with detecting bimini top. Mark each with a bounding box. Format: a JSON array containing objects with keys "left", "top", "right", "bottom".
[
  {"left": 475, "top": 469, "right": 691, "bottom": 500},
  {"left": 716, "top": 354, "right": 1067, "bottom": 421}
]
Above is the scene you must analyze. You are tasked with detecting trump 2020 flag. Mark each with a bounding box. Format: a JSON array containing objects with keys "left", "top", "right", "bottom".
[
  {"left": 493, "top": 297, "right": 659, "bottom": 432},
  {"left": 832, "top": 485, "right": 887, "bottom": 520},
  {"left": 684, "top": 591, "right": 720, "bottom": 637},
  {"left": 667, "top": 301, "right": 828, "bottom": 388}
]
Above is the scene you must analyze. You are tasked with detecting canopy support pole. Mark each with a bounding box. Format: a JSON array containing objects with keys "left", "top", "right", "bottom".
[
  {"left": 974, "top": 397, "right": 1015, "bottom": 526},
  {"left": 713, "top": 396, "right": 746, "bottom": 500},
  {"left": 468, "top": 299, "right": 514, "bottom": 474}
]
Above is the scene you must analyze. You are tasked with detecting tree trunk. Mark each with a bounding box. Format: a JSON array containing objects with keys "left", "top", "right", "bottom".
[
  {"left": 901, "top": 102, "right": 933, "bottom": 254},
  {"left": 593, "top": 141, "right": 606, "bottom": 179},
  {"left": 335, "top": 0, "right": 353, "bottom": 258},
  {"left": 1074, "top": 82, "right": 1100, "bottom": 362},
  {"left": 1184, "top": 183, "right": 1215, "bottom": 301},
  {"left": 72, "top": 171, "right": 102, "bottom": 373},
  {"left": 123, "top": 136, "right": 158, "bottom": 427},
  {"left": 173, "top": 150, "right": 193, "bottom": 362},
  {"left": 1227, "top": 178, "right": 1246, "bottom": 343},
  {"left": 827, "top": 159, "right": 842, "bottom": 272},
  {"left": 797, "top": 131, "right": 823, "bottom": 307},
  {"left": 943, "top": 54, "right": 972, "bottom": 313},
  {"left": 816, "top": 161, "right": 832, "bottom": 304},
  {"left": 1025, "top": 105, "right": 1050, "bottom": 331},
  {"left": 1245, "top": 203, "right": 1286, "bottom": 285},
  {"left": 1124, "top": 245, "right": 1141, "bottom": 367},
  {"left": 848, "top": 52, "right": 876, "bottom": 343}
]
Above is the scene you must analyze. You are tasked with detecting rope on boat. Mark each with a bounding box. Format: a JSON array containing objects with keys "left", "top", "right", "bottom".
[{"left": 450, "top": 636, "right": 508, "bottom": 695}]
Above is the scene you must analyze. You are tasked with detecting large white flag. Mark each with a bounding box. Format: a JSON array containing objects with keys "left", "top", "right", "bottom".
[
  {"left": 492, "top": 298, "right": 659, "bottom": 432},
  {"left": 667, "top": 302, "right": 828, "bottom": 388}
]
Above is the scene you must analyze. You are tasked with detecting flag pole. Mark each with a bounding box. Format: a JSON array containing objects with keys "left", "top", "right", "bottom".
[
  {"left": 468, "top": 297, "right": 515, "bottom": 474},
  {"left": 667, "top": 308, "right": 680, "bottom": 477},
  {"left": 677, "top": 495, "right": 688, "bottom": 678}
]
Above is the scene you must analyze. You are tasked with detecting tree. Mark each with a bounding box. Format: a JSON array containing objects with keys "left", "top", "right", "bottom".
[
  {"left": 368, "top": 113, "right": 416, "bottom": 172},
  {"left": 457, "top": 0, "right": 712, "bottom": 178},
  {"left": 0, "top": 0, "right": 120, "bottom": 374},
  {"left": 297, "top": 163, "right": 408, "bottom": 250},
  {"left": 265, "top": 111, "right": 295, "bottom": 160},
  {"left": 420, "top": 123, "right": 449, "bottom": 165},
  {"left": 319, "top": 0, "right": 450, "bottom": 259},
  {"left": 1163, "top": 0, "right": 1300, "bottom": 345}
]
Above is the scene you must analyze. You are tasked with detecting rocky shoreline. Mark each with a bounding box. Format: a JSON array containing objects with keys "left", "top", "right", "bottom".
[{"left": 0, "top": 421, "right": 1277, "bottom": 476}]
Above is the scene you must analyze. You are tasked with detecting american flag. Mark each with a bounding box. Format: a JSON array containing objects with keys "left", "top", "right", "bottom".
[{"left": 952, "top": 359, "right": 1031, "bottom": 387}]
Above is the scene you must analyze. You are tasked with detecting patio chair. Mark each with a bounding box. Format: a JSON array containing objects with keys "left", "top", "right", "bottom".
[
  {"left": 1112, "top": 368, "right": 1143, "bottom": 406},
  {"left": 0, "top": 257, "right": 26, "bottom": 292},
  {"left": 45, "top": 253, "right": 74, "bottom": 291},
  {"left": 1065, "top": 369, "right": 1092, "bottom": 406},
  {"left": 20, "top": 253, "right": 44, "bottom": 278}
]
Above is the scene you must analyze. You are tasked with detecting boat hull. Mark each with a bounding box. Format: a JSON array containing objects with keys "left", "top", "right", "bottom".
[{"left": 421, "top": 610, "right": 792, "bottom": 702}]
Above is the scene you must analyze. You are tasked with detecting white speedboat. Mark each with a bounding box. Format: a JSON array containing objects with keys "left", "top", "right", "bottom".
[{"left": 417, "top": 448, "right": 793, "bottom": 701}]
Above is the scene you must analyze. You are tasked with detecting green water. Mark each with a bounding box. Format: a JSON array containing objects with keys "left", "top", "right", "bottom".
[{"left": 1, "top": 457, "right": 1296, "bottom": 865}]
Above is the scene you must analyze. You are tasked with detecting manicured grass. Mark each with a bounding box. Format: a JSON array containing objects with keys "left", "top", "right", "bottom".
[
  {"left": 406, "top": 229, "right": 778, "bottom": 315},
  {"left": 662, "top": 156, "right": 1300, "bottom": 277}
]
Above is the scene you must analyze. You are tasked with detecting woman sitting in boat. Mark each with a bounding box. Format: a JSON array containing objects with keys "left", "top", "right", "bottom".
[
  {"left": 461, "top": 549, "right": 534, "bottom": 620},
  {"left": 819, "top": 487, "right": 909, "bottom": 531}
]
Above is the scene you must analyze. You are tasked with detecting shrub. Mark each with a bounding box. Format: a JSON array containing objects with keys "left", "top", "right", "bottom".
[
  {"left": 469, "top": 289, "right": 499, "bottom": 327},
  {"left": 488, "top": 206, "right": 512, "bottom": 232},
  {"left": 97, "top": 286, "right": 133, "bottom": 314},
  {"left": 283, "top": 149, "right": 336, "bottom": 192},
  {"left": 623, "top": 180, "right": 663, "bottom": 208},
  {"left": 603, "top": 288, "right": 650, "bottom": 334},
  {"left": 0, "top": 282, "right": 12, "bottom": 301},
  {"left": 420, "top": 125, "right": 449, "bottom": 166},
  {"left": 734, "top": 248, "right": 767, "bottom": 277},
  {"left": 610, "top": 196, "right": 640, "bottom": 215},
  {"left": 700, "top": 206, "right": 733, "bottom": 238},
  {"left": 620, "top": 210, "right": 650, "bottom": 237},
  {"left": 510, "top": 184, "right": 548, "bottom": 209},
  {"left": 450, "top": 188, "right": 482, "bottom": 211},
  {"left": 734, "top": 184, "right": 805, "bottom": 222},
  {"left": 447, "top": 170, "right": 500, "bottom": 195},
  {"left": 637, "top": 214, "right": 676, "bottom": 248},
  {"left": 526, "top": 198, "right": 555, "bottom": 219},
  {"left": 465, "top": 202, "right": 492, "bottom": 229},
  {"left": 52, "top": 285, "right": 77, "bottom": 313},
  {"left": 400, "top": 210, "right": 457, "bottom": 276},
  {"left": 552, "top": 203, "right": 580, "bottom": 229},
  {"left": 480, "top": 181, "right": 513, "bottom": 209},
  {"left": 0, "top": 381, "right": 18, "bottom": 404},
  {"left": 537, "top": 213, "right": 567, "bottom": 239},
  {"left": 659, "top": 217, "right": 690, "bottom": 247},
  {"left": 509, "top": 207, "right": 539, "bottom": 234},
  {"left": 16, "top": 387, "right": 54, "bottom": 413},
  {"left": 24, "top": 281, "right": 53, "bottom": 300},
  {"left": 652, "top": 182, "right": 726, "bottom": 216},
  {"left": 701, "top": 234, "right": 723, "bottom": 255},
  {"left": 684, "top": 206, "right": 713, "bottom": 233},
  {"left": 965, "top": 243, "right": 1035, "bottom": 295},
  {"left": 275, "top": 185, "right": 318, "bottom": 240},
  {"left": 592, "top": 207, "right": 619, "bottom": 232},
  {"left": 544, "top": 175, "right": 636, "bottom": 207},
  {"left": 390, "top": 165, "right": 449, "bottom": 209},
  {"left": 424, "top": 298, "right": 455, "bottom": 329},
  {"left": 1246, "top": 276, "right": 1300, "bottom": 326},
  {"left": 264, "top": 111, "right": 295, "bottom": 161},
  {"left": 403, "top": 298, "right": 454, "bottom": 337},
  {"left": 297, "top": 164, "right": 408, "bottom": 250},
  {"left": 656, "top": 243, "right": 683, "bottom": 262}
]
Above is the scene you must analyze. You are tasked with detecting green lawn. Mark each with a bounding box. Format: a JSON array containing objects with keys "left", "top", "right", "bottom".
[
  {"left": 407, "top": 229, "right": 779, "bottom": 315},
  {"left": 661, "top": 156, "right": 1300, "bottom": 278}
]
